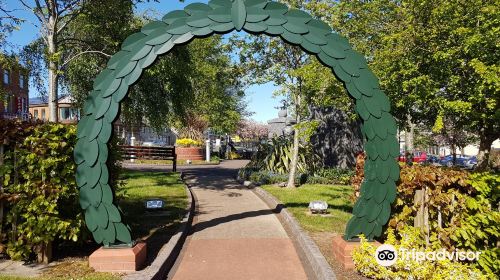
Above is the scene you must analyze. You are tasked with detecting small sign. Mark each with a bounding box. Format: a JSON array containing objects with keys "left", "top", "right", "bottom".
[{"left": 145, "top": 199, "right": 165, "bottom": 209}]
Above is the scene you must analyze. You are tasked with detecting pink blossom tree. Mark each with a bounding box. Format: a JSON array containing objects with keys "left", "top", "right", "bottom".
[{"left": 237, "top": 119, "right": 269, "bottom": 140}]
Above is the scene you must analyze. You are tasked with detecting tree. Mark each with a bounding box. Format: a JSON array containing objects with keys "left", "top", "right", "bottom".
[
  {"left": 236, "top": 119, "right": 269, "bottom": 140},
  {"left": 233, "top": 34, "right": 311, "bottom": 188},
  {"left": 60, "top": 0, "right": 137, "bottom": 108},
  {"left": 232, "top": 1, "right": 354, "bottom": 187},
  {"left": 296, "top": 0, "right": 499, "bottom": 169},
  {"left": 0, "top": 0, "right": 22, "bottom": 49},
  {"left": 19, "top": 0, "right": 86, "bottom": 122},
  {"left": 44, "top": 3, "right": 246, "bottom": 140},
  {"left": 124, "top": 35, "right": 247, "bottom": 137},
  {"left": 17, "top": 0, "right": 143, "bottom": 122}
]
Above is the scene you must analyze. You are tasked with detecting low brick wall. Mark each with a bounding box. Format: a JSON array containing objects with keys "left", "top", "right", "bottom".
[{"left": 176, "top": 147, "right": 204, "bottom": 160}]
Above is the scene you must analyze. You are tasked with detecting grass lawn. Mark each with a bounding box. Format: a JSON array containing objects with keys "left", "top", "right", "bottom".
[
  {"left": 0, "top": 260, "right": 120, "bottom": 280},
  {"left": 0, "top": 171, "right": 188, "bottom": 280},
  {"left": 262, "top": 184, "right": 354, "bottom": 233},
  {"left": 117, "top": 171, "right": 188, "bottom": 239}
]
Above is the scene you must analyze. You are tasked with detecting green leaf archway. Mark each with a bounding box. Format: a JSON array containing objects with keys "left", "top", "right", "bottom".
[{"left": 74, "top": 0, "right": 400, "bottom": 246}]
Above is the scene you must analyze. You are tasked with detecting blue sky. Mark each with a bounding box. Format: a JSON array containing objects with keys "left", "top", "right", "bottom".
[{"left": 4, "top": 0, "right": 281, "bottom": 122}]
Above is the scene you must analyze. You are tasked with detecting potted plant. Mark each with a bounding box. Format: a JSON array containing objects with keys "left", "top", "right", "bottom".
[{"left": 175, "top": 138, "right": 204, "bottom": 160}]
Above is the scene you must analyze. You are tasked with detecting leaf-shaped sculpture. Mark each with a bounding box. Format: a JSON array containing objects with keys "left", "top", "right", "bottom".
[
  {"left": 232, "top": 0, "right": 247, "bottom": 31},
  {"left": 74, "top": 0, "right": 400, "bottom": 246}
]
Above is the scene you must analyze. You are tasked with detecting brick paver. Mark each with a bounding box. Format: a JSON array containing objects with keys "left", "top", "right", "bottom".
[{"left": 169, "top": 160, "right": 308, "bottom": 280}]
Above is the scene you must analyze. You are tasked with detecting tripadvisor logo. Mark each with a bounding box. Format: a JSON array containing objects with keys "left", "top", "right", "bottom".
[
  {"left": 375, "top": 244, "right": 397, "bottom": 266},
  {"left": 374, "top": 244, "right": 482, "bottom": 267}
]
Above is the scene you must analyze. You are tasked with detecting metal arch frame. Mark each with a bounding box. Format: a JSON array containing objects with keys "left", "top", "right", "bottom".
[{"left": 74, "top": 0, "right": 400, "bottom": 246}]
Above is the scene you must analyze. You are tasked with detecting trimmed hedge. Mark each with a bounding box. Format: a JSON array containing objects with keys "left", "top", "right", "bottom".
[{"left": 0, "top": 120, "right": 121, "bottom": 261}]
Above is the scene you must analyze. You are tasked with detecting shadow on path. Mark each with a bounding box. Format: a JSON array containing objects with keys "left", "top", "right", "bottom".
[{"left": 189, "top": 205, "right": 284, "bottom": 235}]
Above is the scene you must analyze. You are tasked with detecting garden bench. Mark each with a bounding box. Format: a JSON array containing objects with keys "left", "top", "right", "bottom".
[{"left": 119, "top": 145, "right": 177, "bottom": 172}]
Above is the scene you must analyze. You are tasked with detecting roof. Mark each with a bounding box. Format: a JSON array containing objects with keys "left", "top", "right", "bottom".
[
  {"left": 29, "top": 97, "right": 47, "bottom": 106},
  {"left": 29, "top": 95, "right": 74, "bottom": 107}
]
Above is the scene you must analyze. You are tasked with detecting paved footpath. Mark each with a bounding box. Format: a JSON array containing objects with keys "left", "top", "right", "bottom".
[{"left": 168, "top": 160, "right": 308, "bottom": 280}]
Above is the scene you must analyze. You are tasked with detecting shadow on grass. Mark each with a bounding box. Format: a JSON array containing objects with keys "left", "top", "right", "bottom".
[{"left": 116, "top": 171, "right": 188, "bottom": 265}]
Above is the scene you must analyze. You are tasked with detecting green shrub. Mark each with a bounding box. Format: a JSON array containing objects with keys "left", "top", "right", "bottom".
[
  {"left": 247, "top": 171, "right": 306, "bottom": 185},
  {"left": 245, "top": 136, "right": 320, "bottom": 175},
  {"left": 237, "top": 166, "right": 260, "bottom": 181},
  {"left": 239, "top": 166, "right": 354, "bottom": 186},
  {"left": 352, "top": 226, "right": 490, "bottom": 280},
  {"left": 446, "top": 173, "right": 500, "bottom": 275},
  {"left": 1, "top": 123, "right": 83, "bottom": 260},
  {"left": 248, "top": 171, "right": 271, "bottom": 184},
  {"left": 385, "top": 165, "right": 499, "bottom": 277},
  {"left": 309, "top": 168, "right": 354, "bottom": 185}
]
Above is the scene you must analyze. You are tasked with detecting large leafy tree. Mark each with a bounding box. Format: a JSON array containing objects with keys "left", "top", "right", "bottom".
[
  {"left": 124, "top": 35, "right": 247, "bottom": 136},
  {"left": 60, "top": 0, "right": 137, "bottom": 107},
  {"left": 59, "top": 7, "right": 245, "bottom": 137},
  {"left": 232, "top": 1, "right": 354, "bottom": 187},
  {"left": 0, "top": 0, "right": 21, "bottom": 50},
  {"left": 291, "top": 0, "right": 499, "bottom": 168},
  {"left": 233, "top": 35, "right": 313, "bottom": 188},
  {"left": 20, "top": 0, "right": 140, "bottom": 122}
]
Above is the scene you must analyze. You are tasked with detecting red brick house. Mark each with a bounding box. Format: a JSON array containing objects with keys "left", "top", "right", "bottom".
[{"left": 0, "top": 55, "right": 29, "bottom": 120}]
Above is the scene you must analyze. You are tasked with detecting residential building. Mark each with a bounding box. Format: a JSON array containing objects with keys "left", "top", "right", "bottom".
[
  {"left": 29, "top": 95, "right": 79, "bottom": 124},
  {"left": 0, "top": 56, "right": 29, "bottom": 120}
]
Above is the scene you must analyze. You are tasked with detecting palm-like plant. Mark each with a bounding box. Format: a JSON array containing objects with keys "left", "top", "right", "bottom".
[{"left": 247, "top": 136, "right": 320, "bottom": 175}]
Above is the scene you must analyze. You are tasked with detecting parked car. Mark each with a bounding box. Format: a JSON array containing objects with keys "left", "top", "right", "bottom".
[
  {"left": 425, "top": 154, "right": 441, "bottom": 165},
  {"left": 460, "top": 156, "right": 477, "bottom": 170},
  {"left": 398, "top": 150, "right": 427, "bottom": 163},
  {"left": 439, "top": 154, "right": 469, "bottom": 167}
]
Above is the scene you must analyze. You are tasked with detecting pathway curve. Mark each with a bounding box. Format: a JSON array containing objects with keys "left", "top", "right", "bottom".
[{"left": 169, "top": 160, "right": 308, "bottom": 280}]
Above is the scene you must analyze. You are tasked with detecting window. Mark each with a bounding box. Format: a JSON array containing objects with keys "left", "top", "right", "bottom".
[
  {"left": 21, "top": 97, "right": 27, "bottom": 113},
  {"left": 60, "top": 107, "right": 78, "bottom": 121},
  {"left": 3, "top": 94, "right": 12, "bottom": 113},
  {"left": 19, "top": 74, "right": 25, "bottom": 88},
  {"left": 3, "top": 70, "right": 10, "bottom": 84},
  {"left": 60, "top": 107, "right": 70, "bottom": 120},
  {"left": 34, "top": 109, "right": 38, "bottom": 119},
  {"left": 41, "top": 109, "right": 46, "bottom": 120}
]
